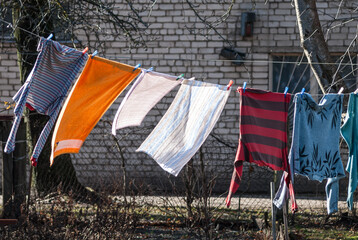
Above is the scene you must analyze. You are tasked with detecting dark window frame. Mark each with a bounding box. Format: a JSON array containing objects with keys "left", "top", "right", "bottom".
[{"left": 271, "top": 53, "right": 358, "bottom": 94}]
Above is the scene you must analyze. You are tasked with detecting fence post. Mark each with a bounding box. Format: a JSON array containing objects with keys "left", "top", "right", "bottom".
[
  {"left": 283, "top": 202, "right": 289, "bottom": 240},
  {"left": 1, "top": 120, "right": 13, "bottom": 218},
  {"left": 270, "top": 182, "right": 276, "bottom": 240},
  {"left": 13, "top": 120, "right": 27, "bottom": 217}
]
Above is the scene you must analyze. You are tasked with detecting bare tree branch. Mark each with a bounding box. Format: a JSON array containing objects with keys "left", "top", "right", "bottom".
[
  {"left": 185, "top": 0, "right": 235, "bottom": 48},
  {"left": 294, "top": 0, "right": 342, "bottom": 93}
]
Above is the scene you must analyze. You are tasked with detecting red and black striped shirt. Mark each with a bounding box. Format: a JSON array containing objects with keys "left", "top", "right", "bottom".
[{"left": 226, "top": 87, "right": 292, "bottom": 207}]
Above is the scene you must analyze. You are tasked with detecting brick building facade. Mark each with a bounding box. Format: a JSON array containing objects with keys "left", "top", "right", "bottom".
[{"left": 0, "top": 0, "right": 357, "bottom": 194}]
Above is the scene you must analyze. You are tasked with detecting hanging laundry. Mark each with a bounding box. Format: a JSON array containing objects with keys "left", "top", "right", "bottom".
[
  {"left": 341, "top": 93, "right": 358, "bottom": 210},
  {"left": 50, "top": 56, "right": 140, "bottom": 165},
  {"left": 226, "top": 88, "right": 296, "bottom": 210},
  {"left": 4, "top": 38, "right": 88, "bottom": 165},
  {"left": 112, "top": 70, "right": 182, "bottom": 135},
  {"left": 275, "top": 93, "right": 345, "bottom": 215},
  {"left": 136, "top": 79, "right": 230, "bottom": 176}
]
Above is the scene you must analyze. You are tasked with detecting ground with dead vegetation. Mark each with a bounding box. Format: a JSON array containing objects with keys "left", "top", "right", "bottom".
[{"left": 1, "top": 194, "right": 358, "bottom": 239}]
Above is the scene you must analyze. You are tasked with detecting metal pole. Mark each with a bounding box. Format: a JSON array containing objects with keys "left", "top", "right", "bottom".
[
  {"left": 283, "top": 202, "right": 289, "bottom": 240},
  {"left": 270, "top": 182, "right": 276, "bottom": 240}
]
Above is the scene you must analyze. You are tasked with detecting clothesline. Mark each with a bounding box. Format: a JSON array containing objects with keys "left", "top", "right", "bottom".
[
  {"left": 8, "top": 53, "right": 358, "bottom": 66},
  {"left": 0, "top": 17, "right": 355, "bottom": 98},
  {"left": 2, "top": 34, "right": 358, "bottom": 216},
  {"left": 1, "top": 18, "right": 357, "bottom": 105},
  {"left": 0, "top": 18, "right": 42, "bottom": 39},
  {"left": 97, "top": 58, "right": 358, "bottom": 66},
  {"left": 1, "top": 18, "right": 358, "bottom": 66}
]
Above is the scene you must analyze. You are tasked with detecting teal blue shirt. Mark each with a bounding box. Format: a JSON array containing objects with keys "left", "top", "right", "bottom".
[
  {"left": 341, "top": 93, "right": 358, "bottom": 210},
  {"left": 291, "top": 93, "right": 345, "bottom": 214},
  {"left": 292, "top": 93, "right": 345, "bottom": 181}
]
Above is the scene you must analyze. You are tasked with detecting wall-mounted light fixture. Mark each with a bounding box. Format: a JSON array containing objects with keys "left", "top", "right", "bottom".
[
  {"left": 241, "top": 12, "right": 256, "bottom": 37},
  {"left": 220, "top": 47, "right": 245, "bottom": 66}
]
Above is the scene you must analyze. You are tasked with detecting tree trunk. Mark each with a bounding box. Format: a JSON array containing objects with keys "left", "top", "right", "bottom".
[
  {"left": 294, "top": 0, "right": 342, "bottom": 93},
  {"left": 12, "top": 1, "right": 103, "bottom": 204}
]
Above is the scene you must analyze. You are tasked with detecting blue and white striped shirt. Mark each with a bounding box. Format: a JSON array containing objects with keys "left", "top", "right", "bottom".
[{"left": 4, "top": 38, "right": 88, "bottom": 164}]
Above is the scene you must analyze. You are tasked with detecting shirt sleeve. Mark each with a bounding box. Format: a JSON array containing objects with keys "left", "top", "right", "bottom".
[
  {"left": 4, "top": 115, "right": 22, "bottom": 154},
  {"left": 30, "top": 97, "right": 63, "bottom": 161},
  {"left": 4, "top": 78, "right": 32, "bottom": 154}
]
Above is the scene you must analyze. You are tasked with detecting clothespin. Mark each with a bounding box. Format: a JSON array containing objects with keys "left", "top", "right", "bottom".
[
  {"left": 91, "top": 50, "right": 98, "bottom": 59},
  {"left": 46, "top": 33, "right": 53, "bottom": 40},
  {"left": 176, "top": 74, "right": 184, "bottom": 80},
  {"left": 338, "top": 87, "right": 344, "bottom": 94},
  {"left": 82, "top": 47, "right": 88, "bottom": 55},
  {"left": 133, "top": 63, "right": 141, "bottom": 72},
  {"left": 300, "top": 88, "right": 305, "bottom": 98},
  {"left": 354, "top": 88, "right": 358, "bottom": 94},
  {"left": 147, "top": 67, "right": 154, "bottom": 72},
  {"left": 227, "top": 80, "right": 233, "bottom": 90},
  {"left": 284, "top": 86, "right": 289, "bottom": 98},
  {"left": 243, "top": 82, "right": 247, "bottom": 93}
]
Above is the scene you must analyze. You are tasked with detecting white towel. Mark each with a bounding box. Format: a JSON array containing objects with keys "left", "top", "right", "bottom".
[
  {"left": 137, "top": 79, "right": 231, "bottom": 176},
  {"left": 112, "top": 70, "right": 181, "bottom": 135}
]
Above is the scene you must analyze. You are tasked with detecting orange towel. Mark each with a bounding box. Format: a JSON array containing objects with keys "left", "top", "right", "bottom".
[{"left": 50, "top": 56, "right": 140, "bottom": 165}]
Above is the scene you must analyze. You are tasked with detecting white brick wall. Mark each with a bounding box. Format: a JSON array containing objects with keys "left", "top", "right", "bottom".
[
  {"left": 0, "top": 45, "right": 21, "bottom": 115},
  {"left": 0, "top": 0, "right": 356, "bottom": 192}
]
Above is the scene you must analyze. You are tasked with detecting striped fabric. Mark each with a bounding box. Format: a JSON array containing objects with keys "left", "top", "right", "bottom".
[
  {"left": 137, "top": 79, "right": 230, "bottom": 176},
  {"left": 50, "top": 56, "right": 140, "bottom": 165},
  {"left": 112, "top": 70, "right": 181, "bottom": 135},
  {"left": 226, "top": 88, "right": 296, "bottom": 210},
  {"left": 4, "top": 38, "right": 88, "bottom": 165}
]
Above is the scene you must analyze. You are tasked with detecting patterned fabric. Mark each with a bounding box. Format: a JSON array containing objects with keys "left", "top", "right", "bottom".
[
  {"left": 137, "top": 79, "right": 230, "bottom": 176},
  {"left": 341, "top": 93, "right": 358, "bottom": 210},
  {"left": 277, "top": 93, "right": 345, "bottom": 214},
  {"left": 50, "top": 56, "right": 140, "bottom": 165},
  {"left": 226, "top": 88, "right": 295, "bottom": 210},
  {"left": 112, "top": 70, "right": 181, "bottom": 135},
  {"left": 4, "top": 38, "right": 88, "bottom": 165}
]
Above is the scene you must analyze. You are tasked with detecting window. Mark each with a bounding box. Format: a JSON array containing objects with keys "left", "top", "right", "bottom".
[
  {"left": 333, "top": 54, "right": 358, "bottom": 93},
  {"left": 272, "top": 55, "right": 312, "bottom": 94},
  {"left": 271, "top": 54, "right": 358, "bottom": 94}
]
